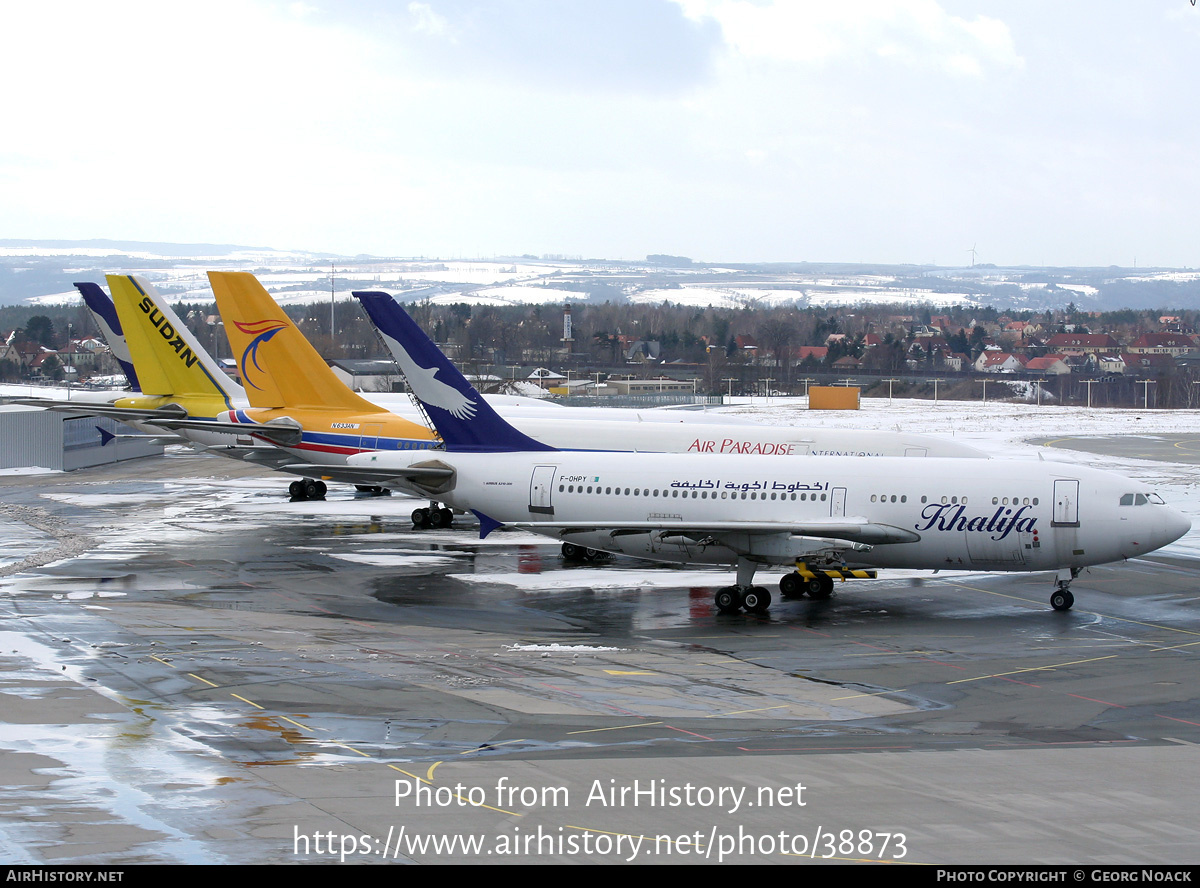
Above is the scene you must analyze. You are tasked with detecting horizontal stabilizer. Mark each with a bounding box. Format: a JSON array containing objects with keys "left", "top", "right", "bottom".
[
  {"left": 156, "top": 416, "right": 303, "bottom": 447},
  {"left": 13, "top": 399, "right": 189, "bottom": 422}
]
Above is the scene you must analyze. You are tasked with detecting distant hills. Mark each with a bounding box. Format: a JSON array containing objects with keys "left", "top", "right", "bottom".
[{"left": 2, "top": 240, "right": 1199, "bottom": 311}]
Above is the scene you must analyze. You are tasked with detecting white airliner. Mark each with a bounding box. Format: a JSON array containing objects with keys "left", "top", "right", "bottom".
[{"left": 339, "top": 292, "right": 1192, "bottom": 614}]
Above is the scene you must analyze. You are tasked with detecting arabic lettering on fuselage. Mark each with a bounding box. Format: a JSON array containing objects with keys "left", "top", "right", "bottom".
[
  {"left": 915, "top": 503, "right": 1037, "bottom": 541},
  {"left": 668, "top": 479, "right": 829, "bottom": 493}
]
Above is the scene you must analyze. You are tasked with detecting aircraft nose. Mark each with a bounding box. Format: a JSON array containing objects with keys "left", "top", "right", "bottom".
[
  {"left": 1162, "top": 508, "right": 1193, "bottom": 547},
  {"left": 1146, "top": 506, "right": 1193, "bottom": 552}
]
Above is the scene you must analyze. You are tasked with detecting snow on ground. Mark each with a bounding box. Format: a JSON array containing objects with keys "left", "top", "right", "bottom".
[
  {"left": 461, "top": 285, "right": 577, "bottom": 305},
  {"left": 628, "top": 287, "right": 766, "bottom": 309},
  {"left": 504, "top": 643, "right": 626, "bottom": 652},
  {"left": 717, "top": 396, "right": 1198, "bottom": 456},
  {"left": 327, "top": 552, "right": 464, "bottom": 568},
  {"left": 24, "top": 291, "right": 84, "bottom": 306}
]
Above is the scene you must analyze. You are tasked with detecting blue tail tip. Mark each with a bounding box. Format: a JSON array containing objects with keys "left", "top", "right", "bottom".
[{"left": 472, "top": 510, "right": 504, "bottom": 539}]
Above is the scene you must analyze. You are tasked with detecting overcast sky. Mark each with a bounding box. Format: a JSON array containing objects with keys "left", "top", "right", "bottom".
[{"left": 3, "top": 1, "right": 1199, "bottom": 267}]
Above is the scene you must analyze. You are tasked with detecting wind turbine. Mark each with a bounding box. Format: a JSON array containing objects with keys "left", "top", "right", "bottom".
[{"left": 966, "top": 243, "right": 978, "bottom": 267}]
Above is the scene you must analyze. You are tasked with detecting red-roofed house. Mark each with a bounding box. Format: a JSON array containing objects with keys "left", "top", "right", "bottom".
[
  {"left": 1024, "top": 355, "right": 1071, "bottom": 376},
  {"left": 1127, "top": 333, "right": 1197, "bottom": 356},
  {"left": 974, "top": 352, "right": 1027, "bottom": 374},
  {"left": 1044, "top": 333, "right": 1122, "bottom": 355}
]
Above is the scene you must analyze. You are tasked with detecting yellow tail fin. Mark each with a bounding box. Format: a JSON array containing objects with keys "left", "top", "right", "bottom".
[
  {"left": 108, "top": 274, "right": 236, "bottom": 411},
  {"left": 208, "top": 271, "right": 379, "bottom": 412}
]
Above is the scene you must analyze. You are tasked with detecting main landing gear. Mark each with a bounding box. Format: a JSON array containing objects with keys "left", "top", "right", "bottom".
[
  {"left": 412, "top": 503, "right": 454, "bottom": 529},
  {"left": 778, "top": 562, "right": 876, "bottom": 601},
  {"left": 779, "top": 571, "right": 834, "bottom": 600},
  {"left": 561, "top": 542, "right": 611, "bottom": 562},
  {"left": 1050, "top": 567, "right": 1080, "bottom": 611},
  {"left": 713, "top": 558, "right": 773, "bottom": 615},
  {"left": 288, "top": 478, "right": 327, "bottom": 501},
  {"left": 715, "top": 585, "right": 772, "bottom": 615}
]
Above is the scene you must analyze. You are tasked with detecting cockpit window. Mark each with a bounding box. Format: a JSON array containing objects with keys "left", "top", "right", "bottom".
[
  {"left": 1120, "top": 493, "right": 1152, "bottom": 506},
  {"left": 1150, "top": 493, "right": 1166, "bottom": 505}
]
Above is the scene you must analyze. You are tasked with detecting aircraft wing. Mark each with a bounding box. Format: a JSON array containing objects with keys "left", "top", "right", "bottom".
[
  {"left": 498, "top": 519, "right": 920, "bottom": 547},
  {"left": 193, "top": 444, "right": 304, "bottom": 467}
]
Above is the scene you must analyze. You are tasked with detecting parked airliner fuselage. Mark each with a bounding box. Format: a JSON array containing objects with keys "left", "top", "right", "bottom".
[{"left": 350, "top": 449, "right": 1189, "bottom": 575}]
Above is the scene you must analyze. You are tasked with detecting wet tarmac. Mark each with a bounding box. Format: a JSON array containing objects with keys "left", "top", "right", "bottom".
[
  {"left": 2, "top": 447, "right": 1199, "bottom": 864},
  {"left": 1029, "top": 433, "right": 1200, "bottom": 465}
]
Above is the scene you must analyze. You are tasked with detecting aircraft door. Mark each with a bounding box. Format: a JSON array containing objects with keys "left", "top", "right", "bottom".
[
  {"left": 359, "top": 423, "right": 382, "bottom": 451},
  {"left": 529, "top": 465, "right": 557, "bottom": 515},
  {"left": 904, "top": 447, "right": 928, "bottom": 458},
  {"left": 1052, "top": 479, "right": 1080, "bottom": 527},
  {"left": 830, "top": 487, "right": 847, "bottom": 517}
]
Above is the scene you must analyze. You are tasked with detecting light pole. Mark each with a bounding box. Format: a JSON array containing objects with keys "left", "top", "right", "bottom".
[{"left": 1139, "top": 379, "right": 1156, "bottom": 408}]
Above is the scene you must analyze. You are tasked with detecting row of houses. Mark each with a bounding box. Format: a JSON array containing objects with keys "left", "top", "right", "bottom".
[
  {"left": 0, "top": 335, "right": 119, "bottom": 380},
  {"left": 738, "top": 327, "right": 1200, "bottom": 378}
]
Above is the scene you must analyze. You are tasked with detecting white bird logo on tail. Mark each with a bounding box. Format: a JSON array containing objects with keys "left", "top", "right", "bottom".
[{"left": 383, "top": 332, "right": 477, "bottom": 420}]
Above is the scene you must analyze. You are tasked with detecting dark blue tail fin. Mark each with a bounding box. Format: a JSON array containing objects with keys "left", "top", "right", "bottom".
[
  {"left": 74, "top": 282, "right": 140, "bottom": 391},
  {"left": 352, "top": 290, "right": 555, "bottom": 453}
]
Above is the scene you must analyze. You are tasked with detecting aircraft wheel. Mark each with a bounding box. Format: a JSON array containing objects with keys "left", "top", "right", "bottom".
[
  {"left": 562, "top": 542, "right": 582, "bottom": 560},
  {"left": 742, "top": 586, "right": 772, "bottom": 615},
  {"left": 714, "top": 586, "right": 741, "bottom": 614},
  {"left": 582, "top": 547, "right": 605, "bottom": 562},
  {"left": 779, "top": 572, "right": 804, "bottom": 599},
  {"left": 289, "top": 480, "right": 306, "bottom": 500},
  {"left": 314, "top": 480, "right": 327, "bottom": 499},
  {"left": 355, "top": 485, "right": 373, "bottom": 492},
  {"left": 807, "top": 574, "right": 835, "bottom": 599},
  {"left": 1050, "top": 589, "right": 1074, "bottom": 611},
  {"left": 439, "top": 507, "right": 454, "bottom": 527},
  {"left": 412, "top": 507, "right": 431, "bottom": 529},
  {"left": 302, "top": 479, "right": 321, "bottom": 500},
  {"left": 428, "top": 508, "right": 449, "bottom": 528}
]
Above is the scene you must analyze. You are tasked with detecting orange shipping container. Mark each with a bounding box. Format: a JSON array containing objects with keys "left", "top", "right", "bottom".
[{"left": 808, "top": 386, "right": 860, "bottom": 410}]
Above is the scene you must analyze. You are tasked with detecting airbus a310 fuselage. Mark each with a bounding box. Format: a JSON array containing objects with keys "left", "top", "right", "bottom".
[{"left": 352, "top": 447, "right": 1189, "bottom": 612}]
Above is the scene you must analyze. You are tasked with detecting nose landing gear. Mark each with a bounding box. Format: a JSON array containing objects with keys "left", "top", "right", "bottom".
[{"left": 1051, "top": 567, "right": 1080, "bottom": 611}]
